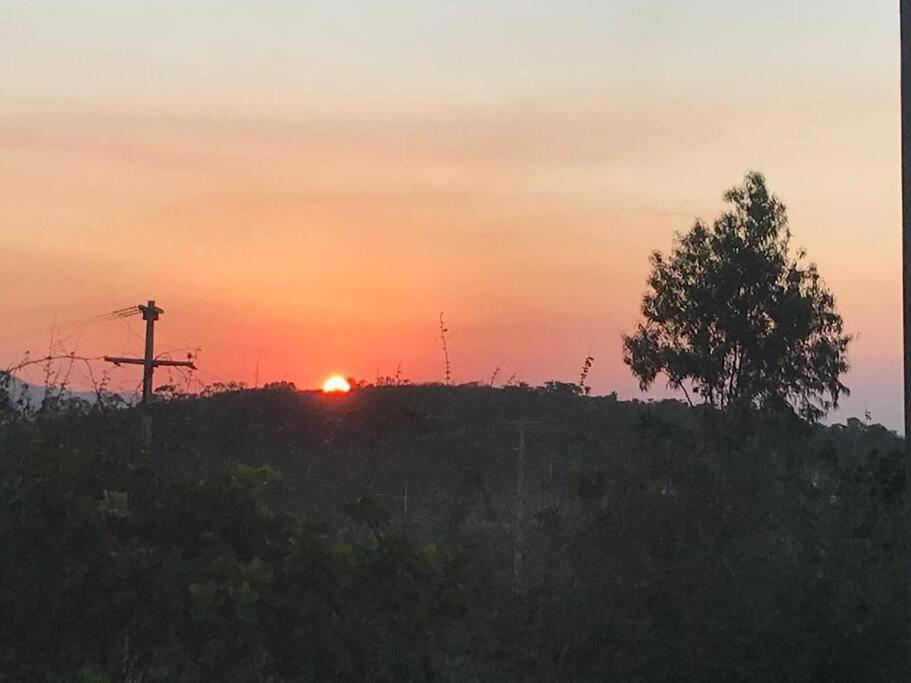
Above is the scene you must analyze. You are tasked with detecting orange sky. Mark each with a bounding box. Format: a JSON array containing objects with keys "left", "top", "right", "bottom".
[{"left": 0, "top": 1, "right": 903, "bottom": 427}]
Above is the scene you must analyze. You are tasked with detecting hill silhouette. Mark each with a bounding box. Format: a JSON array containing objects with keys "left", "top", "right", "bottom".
[{"left": 46, "top": 381, "right": 900, "bottom": 524}]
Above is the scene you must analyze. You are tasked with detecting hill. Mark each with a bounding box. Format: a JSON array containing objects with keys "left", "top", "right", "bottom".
[{"left": 36, "top": 381, "right": 899, "bottom": 524}]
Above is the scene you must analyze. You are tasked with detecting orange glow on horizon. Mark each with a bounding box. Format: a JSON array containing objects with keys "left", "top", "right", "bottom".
[
  {"left": 0, "top": 2, "right": 901, "bottom": 428},
  {"left": 322, "top": 375, "right": 351, "bottom": 394}
]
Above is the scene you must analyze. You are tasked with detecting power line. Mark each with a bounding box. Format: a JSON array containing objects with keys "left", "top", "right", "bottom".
[{"left": 0, "top": 306, "right": 141, "bottom": 345}]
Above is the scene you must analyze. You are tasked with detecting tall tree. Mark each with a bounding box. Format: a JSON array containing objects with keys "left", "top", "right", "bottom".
[{"left": 622, "top": 172, "right": 850, "bottom": 420}]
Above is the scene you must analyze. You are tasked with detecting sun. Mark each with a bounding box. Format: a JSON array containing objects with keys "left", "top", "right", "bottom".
[{"left": 322, "top": 375, "right": 351, "bottom": 394}]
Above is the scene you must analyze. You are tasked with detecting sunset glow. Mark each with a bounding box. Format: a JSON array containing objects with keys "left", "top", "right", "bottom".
[
  {"left": 0, "top": 1, "right": 902, "bottom": 428},
  {"left": 322, "top": 375, "right": 351, "bottom": 394}
]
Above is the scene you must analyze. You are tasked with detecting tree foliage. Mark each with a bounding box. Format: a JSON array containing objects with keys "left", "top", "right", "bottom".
[{"left": 622, "top": 172, "right": 851, "bottom": 420}]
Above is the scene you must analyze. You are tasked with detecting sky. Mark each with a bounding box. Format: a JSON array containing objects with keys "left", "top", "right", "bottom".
[{"left": 0, "top": 1, "right": 903, "bottom": 428}]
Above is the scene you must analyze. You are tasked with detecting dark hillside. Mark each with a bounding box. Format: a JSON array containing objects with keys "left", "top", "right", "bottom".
[
  {"left": 137, "top": 383, "right": 900, "bottom": 527},
  {"left": 148, "top": 384, "right": 696, "bottom": 518}
]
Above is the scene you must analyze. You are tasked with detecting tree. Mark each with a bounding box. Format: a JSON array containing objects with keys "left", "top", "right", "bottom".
[{"left": 622, "top": 172, "right": 851, "bottom": 421}]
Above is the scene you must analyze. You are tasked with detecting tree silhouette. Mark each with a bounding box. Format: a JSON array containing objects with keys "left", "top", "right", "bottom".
[{"left": 622, "top": 172, "right": 851, "bottom": 421}]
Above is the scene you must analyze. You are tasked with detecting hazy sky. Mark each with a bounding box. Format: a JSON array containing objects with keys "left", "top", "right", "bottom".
[{"left": 0, "top": 1, "right": 902, "bottom": 427}]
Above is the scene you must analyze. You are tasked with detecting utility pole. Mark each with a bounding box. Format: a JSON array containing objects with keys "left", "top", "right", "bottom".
[
  {"left": 513, "top": 418, "right": 526, "bottom": 590},
  {"left": 901, "top": 0, "right": 911, "bottom": 671},
  {"left": 105, "top": 300, "right": 195, "bottom": 449}
]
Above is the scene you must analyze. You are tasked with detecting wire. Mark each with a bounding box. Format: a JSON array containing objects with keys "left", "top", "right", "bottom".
[
  {"left": 0, "top": 305, "right": 141, "bottom": 345},
  {"left": 193, "top": 366, "right": 231, "bottom": 385},
  {"left": 155, "top": 346, "right": 199, "bottom": 360},
  {"left": 115, "top": 317, "right": 145, "bottom": 354}
]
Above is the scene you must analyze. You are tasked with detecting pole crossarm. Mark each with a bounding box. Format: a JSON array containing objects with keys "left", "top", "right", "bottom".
[
  {"left": 152, "top": 359, "right": 196, "bottom": 369},
  {"left": 103, "top": 356, "right": 146, "bottom": 366},
  {"left": 103, "top": 356, "right": 195, "bottom": 369}
]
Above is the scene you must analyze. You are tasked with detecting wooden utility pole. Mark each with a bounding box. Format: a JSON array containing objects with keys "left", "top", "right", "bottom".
[
  {"left": 902, "top": 0, "right": 911, "bottom": 671},
  {"left": 105, "top": 300, "right": 195, "bottom": 448},
  {"left": 513, "top": 418, "right": 526, "bottom": 590}
]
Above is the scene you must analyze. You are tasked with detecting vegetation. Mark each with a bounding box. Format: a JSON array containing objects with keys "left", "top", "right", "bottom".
[{"left": 0, "top": 381, "right": 904, "bottom": 681}]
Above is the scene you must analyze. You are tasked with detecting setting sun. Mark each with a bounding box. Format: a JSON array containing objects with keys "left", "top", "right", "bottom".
[{"left": 322, "top": 375, "right": 351, "bottom": 394}]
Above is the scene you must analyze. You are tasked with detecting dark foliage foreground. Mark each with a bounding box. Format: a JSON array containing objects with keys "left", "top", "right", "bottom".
[{"left": 0, "top": 390, "right": 906, "bottom": 681}]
